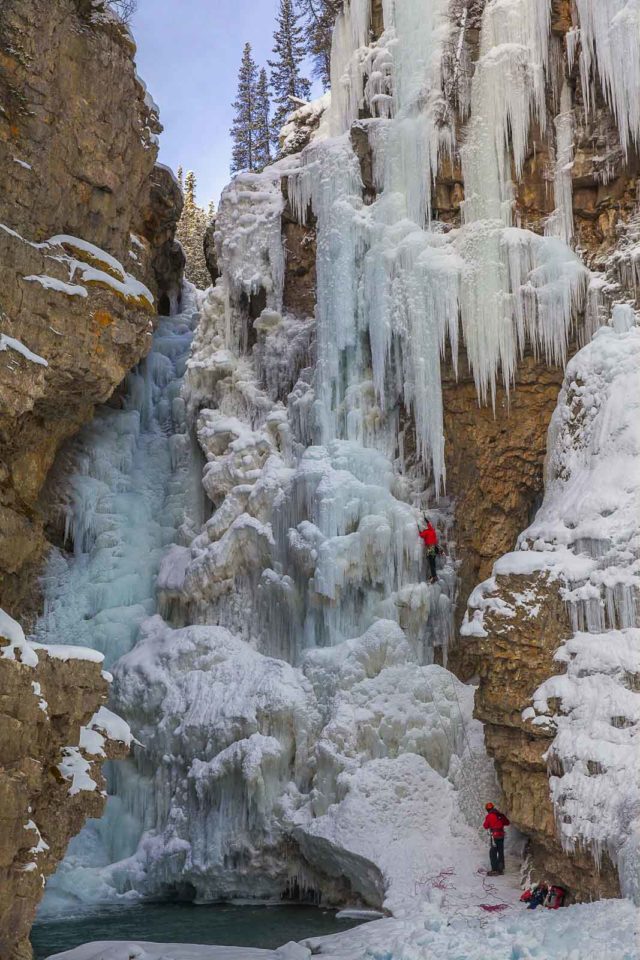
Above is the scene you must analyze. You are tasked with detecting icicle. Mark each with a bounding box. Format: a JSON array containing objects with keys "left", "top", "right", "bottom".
[
  {"left": 574, "top": 0, "right": 640, "bottom": 157},
  {"left": 547, "top": 81, "right": 575, "bottom": 247},
  {"left": 329, "top": 0, "right": 372, "bottom": 135}
]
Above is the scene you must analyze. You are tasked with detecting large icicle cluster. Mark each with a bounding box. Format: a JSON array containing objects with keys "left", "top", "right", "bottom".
[
  {"left": 287, "top": 0, "right": 591, "bottom": 487},
  {"left": 574, "top": 0, "right": 640, "bottom": 158},
  {"left": 463, "top": 323, "right": 640, "bottom": 901}
]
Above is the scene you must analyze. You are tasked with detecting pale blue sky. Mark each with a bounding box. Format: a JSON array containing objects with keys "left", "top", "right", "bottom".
[{"left": 131, "top": 0, "right": 317, "bottom": 209}]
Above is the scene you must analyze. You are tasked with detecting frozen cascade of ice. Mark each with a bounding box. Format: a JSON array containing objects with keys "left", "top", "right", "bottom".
[
  {"left": 33, "top": 289, "right": 204, "bottom": 667},
  {"left": 34, "top": 287, "right": 206, "bottom": 911},
  {"left": 289, "top": 0, "right": 590, "bottom": 486},
  {"left": 574, "top": 0, "right": 640, "bottom": 158},
  {"left": 33, "top": 0, "right": 612, "bottom": 916}
]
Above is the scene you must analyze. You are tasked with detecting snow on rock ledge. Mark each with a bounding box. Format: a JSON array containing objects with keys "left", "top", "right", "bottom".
[{"left": 0, "top": 609, "right": 131, "bottom": 959}]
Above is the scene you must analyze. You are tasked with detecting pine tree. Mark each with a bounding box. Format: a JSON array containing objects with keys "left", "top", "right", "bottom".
[
  {"left": 254, "top": 68, "right": 272, "bottom": 170},
  {"left": 177, "top": 165, "right": 184, "bottom": 189},
  {"left": 183, "top": 171, "right": 198, "bottom": 222},
  {"left": 176, "top": 170, "right": 210, "bottom": 289},
  {"left": 268, "top": 0, "right": 311, "bottom": 145},
  {"left": 109, "top": 0, "right": 137, "bottom": 22},
  {"left": 297, "top": 0, "right": 341, "bottom": 89},
  {"left": 230, "top": 42, "right": 259, "bottom": 174}
]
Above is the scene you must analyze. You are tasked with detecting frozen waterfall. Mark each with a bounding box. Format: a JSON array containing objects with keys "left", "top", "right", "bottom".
[
  {"left": 35, "top": 288, "right": 205, "bottom": 912},
  {"left": 33, "top": 0, "right": 620, "bottom": 917}
]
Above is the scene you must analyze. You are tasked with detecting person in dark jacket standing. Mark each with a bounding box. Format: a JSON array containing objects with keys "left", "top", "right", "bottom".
[
  {"left": 418, "top": 517, "right": 442, "bottom": 583},
  {"left": 483, "top": 802, "right": 510, "bottom": 875}
]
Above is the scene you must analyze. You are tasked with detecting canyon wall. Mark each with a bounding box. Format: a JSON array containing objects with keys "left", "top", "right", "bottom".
[
  {"left": 446, "top": 3, "right": 640, "bottom": 901},
  {"left": 0, "top": 2, "right": 180, "bottom": 952},
  {"left": 0, "top": 0, "right": 183, "bottom": 624},
  {"left": 0, "top": 619, "right": 131, "bottom": 960}
]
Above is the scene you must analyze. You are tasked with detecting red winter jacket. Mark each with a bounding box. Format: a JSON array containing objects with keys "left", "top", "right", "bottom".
[
  {"left": 419, "top": 525, "right": 438, "bottom": 548},
  {"left": 483, "top": 810, "right": 510, "bottom": 839}
]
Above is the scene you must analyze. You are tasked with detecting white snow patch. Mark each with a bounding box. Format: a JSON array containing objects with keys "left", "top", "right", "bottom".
[
  {"left": 23, "top": 274, "right": 88, "bottom": 299},
  {"left": 0, "top": 333, "right": 49, "bottom": 366},
  {"left": 0, "top": 608, "right": 38, "bottom": 666},
  {"left": 31, "top": 642, "right": 105, "bottom": 664},
  {"left": 57, "top": 746, "right": 97, "bottom": 797}
]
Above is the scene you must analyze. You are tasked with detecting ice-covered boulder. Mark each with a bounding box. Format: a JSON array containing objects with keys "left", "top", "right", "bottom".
[{"left": 107, "top": 616, "right": 321, "bottom": 901}]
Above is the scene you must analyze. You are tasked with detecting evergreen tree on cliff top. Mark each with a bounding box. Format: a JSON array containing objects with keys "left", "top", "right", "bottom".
[
  {"left": 254, "top": 68, "right": 272, "bottom": 170},
  {"left": 176, "top": 170, "right": 210, "bottom": 289},
  {"left": 269, "top": 0, "right": 311, "bottom": 145},
  {"left": 297, "top": 0, "right": 341, "bottom": 89},
  {"left": 230, "top": 42, "right": 259, "bottom": 174}
]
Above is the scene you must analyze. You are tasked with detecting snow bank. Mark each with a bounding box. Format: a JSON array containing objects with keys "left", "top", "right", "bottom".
[
  {"left": 24, "top": 274, "right": 89, "bottom": 299},
  {"left": 19, "top": 233, "right": 155, "bottom": 308},
  {"left": 31, "top": 643, "right": 105, "bottom": 664},
  {"left": 301, "top": 897, "right": 639, "bottom": 960},
  {"left": 43, "top": 898, "right": 639, "bottom": 960},
  {"left": 1, "top": 609, "right": 105, "bottom": 668},
  {"left": 291, "top": 622, "right": 498, "bottom": 915},
  {"left": 47, "top": 946, "right": 273, "bottom": 960}
]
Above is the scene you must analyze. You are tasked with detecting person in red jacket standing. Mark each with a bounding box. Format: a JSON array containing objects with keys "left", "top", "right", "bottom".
[
  {"left": 483, "top": 802, "right": 510, "bottom": 875},
  {"left": 418, "top": 517, "right": 442, "bottom": 584}
]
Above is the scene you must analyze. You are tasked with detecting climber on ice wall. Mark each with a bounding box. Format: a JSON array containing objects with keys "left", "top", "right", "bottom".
[
  {"left": 483, "top": 802, "right": 510, "bottom": 876},
  {"left": 418, "top": 517, "right": 443, "bottom": 584}
]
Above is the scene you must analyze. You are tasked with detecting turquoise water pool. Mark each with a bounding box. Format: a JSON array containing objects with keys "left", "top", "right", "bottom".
[{"left": 31, "top": 902, "right": 367, "bottom": 958}]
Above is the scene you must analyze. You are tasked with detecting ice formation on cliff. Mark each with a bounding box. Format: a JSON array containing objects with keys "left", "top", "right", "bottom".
[
  {"left": 36, "top": 0, "right": 640, "bottom": 922},
  {"left": 33, "top": 291, "right": 203, "bottom": 668}
]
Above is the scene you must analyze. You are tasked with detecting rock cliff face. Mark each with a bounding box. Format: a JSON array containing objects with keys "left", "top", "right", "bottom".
[
  {"left": 0, "top": 616, "right": 130, "bottom": 960},
  {"left": 0, "top": 0, "right": 183, "bottom": 623},
  {"left": 459, "top": 573, "right": 623, "bottom": 900},
  {"left": 456, "top": 309, "right": 640, "bottom": 902},
  {"left": 0, "top": 2, "right": 179, "bottom": 949},
  {"left": 445, "top": 4, "right": 640, "bottom": 901}
]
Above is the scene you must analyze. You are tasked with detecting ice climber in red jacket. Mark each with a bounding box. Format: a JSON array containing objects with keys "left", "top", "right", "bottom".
[
  {"left": 484, "top": 802, "right": 510, "bottom": 875},
  {"left": 418, "top": 518, "right": 442, "bottom": 584}
]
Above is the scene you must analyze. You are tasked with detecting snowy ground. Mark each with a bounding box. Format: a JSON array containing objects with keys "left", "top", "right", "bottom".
[
  {"left": 44, "top": 807, "right": 639, "bottom": 960},
  {"left": 46, "top": 896, "right": 639, "bottom": 960}
]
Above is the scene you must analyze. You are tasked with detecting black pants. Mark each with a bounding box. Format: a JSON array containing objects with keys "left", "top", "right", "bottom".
[
  {"left": 427, "top": 552, "right": 437, "bottom": 580},
  {"left": 490, "top": 837, "right": 505, "bottom": 872}
]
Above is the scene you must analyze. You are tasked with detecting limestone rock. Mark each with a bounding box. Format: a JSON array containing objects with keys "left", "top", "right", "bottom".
[
  {"left": 0, "top": 628, "right": 129, "bottom": 960},
  {"left": 0, "top": 0, "right": 182, "bottom": 621},
  {"left": 140, "top": 164, "right": 186, "bottom": 312},
  {"left": 458, "top": 572, "right": 622, "bottom": 901}
]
